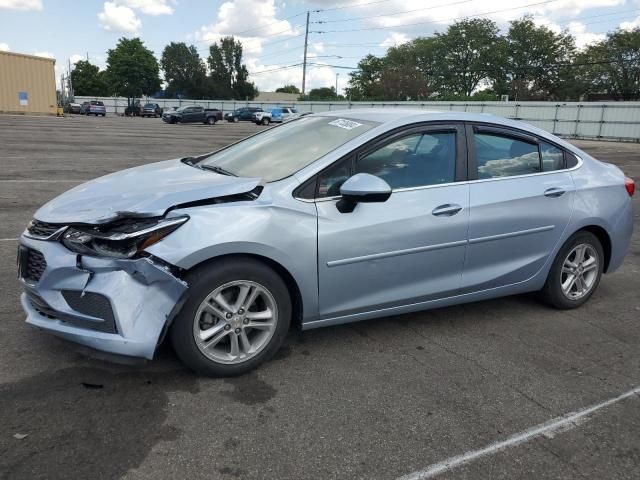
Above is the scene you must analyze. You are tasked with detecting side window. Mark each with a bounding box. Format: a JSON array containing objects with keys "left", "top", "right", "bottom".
[
  {"left": 474, "top": 133, "right": 540, "bottom": 179},
  {"left": 317, "top": 159, "right": 351, "bottom": 198},
  {"left": 355, "top": 132, "right": 456, "bottom": 189},
  {"left": 540, "top": 141, "right": 565, "bottom": 171}
]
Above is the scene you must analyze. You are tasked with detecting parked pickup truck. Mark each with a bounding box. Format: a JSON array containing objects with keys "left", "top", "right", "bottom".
[
  {"left": 162, "top": 106, "right": 223, "bottom": 125},
  {"left": 253, "top": 107, "right": 299, "bottom": 125}
]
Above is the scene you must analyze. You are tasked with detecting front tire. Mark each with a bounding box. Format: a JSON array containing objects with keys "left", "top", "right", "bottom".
[
  {"left": 171, "top": 258, "right": 292, "bottom": 376},
  {"left": 541, "top": 231, "right": 604, "bottom": 309},
  {"left": 206, "top": 117, "right": 216, "bottom": 125},
  {"left": 261, "top": 117, "right": 270, "bottom": 125},
  {"left": 233, "top": 116, "right": 239, "bottom": 123}
]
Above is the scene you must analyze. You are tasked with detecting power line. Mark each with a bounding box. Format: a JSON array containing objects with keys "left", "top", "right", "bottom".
[
  {"left": 313, "top": 0, "right": 397, "bottom": 13},
  {"left": 312, "top": 0, "right": 477, "bottom": 24},
  {"left": 313, "top": 0, "right": 561, "bottom": 33}
]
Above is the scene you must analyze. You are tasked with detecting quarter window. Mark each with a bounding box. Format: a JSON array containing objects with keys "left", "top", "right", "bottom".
[
  {"left": 355, "top": 132, "right": 456, "bottom": 189},
  {"left": 540, "top": 141, "right": 565, "bottom": 171},
  {"left": 474, "top": 133, "right": 540, "bottom": 179},
  {"left": 317, "top": 159, "right": 351, "bottom": 198}
]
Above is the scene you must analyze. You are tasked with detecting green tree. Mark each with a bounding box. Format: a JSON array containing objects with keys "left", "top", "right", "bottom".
[
  {"left": 207, "top": 36, "right": 258, "bottom": 100},
  {"left": 578, "top": 28, "right": 640, "bottom": 100},
  {"left": 70, "top": 60, "right": 108, "bottom": 96},
  {"left": 499, "top": 17, "right": 576, "bottom": 100},
  {"left": 345, "top": 54, "right": 386, "bottom": 100},
  {"left": 304, "top": 87, "right": 339, "bottom": 100},
  {"left": 275, "top": 84, "right": 300, "bottom": 94},
  {"left": 105, "top": 37, "right": 161, "bottom": 99},
  {"left": 382, "top": 40, "right": 437, "bottom": 100},
  {"left": 431, "top": 18, "right": 502, "bottom": 97},
  {"left": 160, "top": 42, "right": 207, "bottom": 99}
]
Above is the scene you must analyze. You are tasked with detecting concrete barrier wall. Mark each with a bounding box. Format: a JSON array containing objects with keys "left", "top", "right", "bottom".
[{"left": 75, "top": 97, "right": 640, "bottom": 142}]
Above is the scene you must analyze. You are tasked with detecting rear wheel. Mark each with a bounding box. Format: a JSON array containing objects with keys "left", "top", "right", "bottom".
[
  {"left": 171, "top": 258, "right": 291, "bottom": 376},
  {"left": 206, "top": 117, "right": 216, "bottom": 125},
  {"left": 261, "top": 117, "right": 270, "bottom": 125},
  {"left": 541, "top": 231, "right": 604, "bottom": 309}
]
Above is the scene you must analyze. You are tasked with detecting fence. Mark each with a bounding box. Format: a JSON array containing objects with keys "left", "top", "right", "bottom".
[{"left": 75, "top": 97, "right": 640, "bottom": 142}]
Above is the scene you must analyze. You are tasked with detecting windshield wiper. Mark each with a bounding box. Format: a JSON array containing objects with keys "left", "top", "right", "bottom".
[{"left": 199, "top": 164, "right": 237, "bottom": 176}]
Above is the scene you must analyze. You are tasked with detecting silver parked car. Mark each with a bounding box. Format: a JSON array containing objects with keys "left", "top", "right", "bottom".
[{"left": 18, "top": 110, "right": 635, "bottom": 376}]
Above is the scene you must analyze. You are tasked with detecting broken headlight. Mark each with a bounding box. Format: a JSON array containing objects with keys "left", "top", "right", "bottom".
[{"left": 62, "top": 216, "right": 188, "bottom": 259}]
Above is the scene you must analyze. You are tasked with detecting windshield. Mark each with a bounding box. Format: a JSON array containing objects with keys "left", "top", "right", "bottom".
[
  {"left": 197, "top": 116, "right": 379, "bottom": 181},
  {"left": 176, "top": 106, "right": 188, "bottom": 112},
  {"left": 144, "top": 103, "right": 155, "bottom": 108}
]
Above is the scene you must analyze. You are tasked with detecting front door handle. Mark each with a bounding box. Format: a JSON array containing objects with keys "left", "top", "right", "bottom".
[
  {"left": 432, "top": 204, "right": 463, "bottom": 217},
  {"left": 544, "top": 187, "right": 566, "bottom": 198}
]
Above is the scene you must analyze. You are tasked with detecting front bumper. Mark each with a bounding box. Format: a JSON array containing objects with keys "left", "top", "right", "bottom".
[{"left": 18, "top": 234, "right": 187, "bottom": 360}]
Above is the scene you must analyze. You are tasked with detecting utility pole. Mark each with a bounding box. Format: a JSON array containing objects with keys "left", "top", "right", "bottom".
[
  {"left": 68, "top": 59, "right": 74, "bottom": 100},
  {"left": 335, "top": 73, "right": 339, "bottom": 97},
  {"left": 301, "top": 11, "right": 310, "bottom": 99}
]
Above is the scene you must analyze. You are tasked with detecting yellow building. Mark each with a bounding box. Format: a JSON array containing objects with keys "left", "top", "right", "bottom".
[{"left": 0, "top": 51, "right": 57, "bottom": 115}]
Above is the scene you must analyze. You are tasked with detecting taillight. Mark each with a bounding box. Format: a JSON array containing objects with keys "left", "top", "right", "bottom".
[{"left": 625, "top": 177, "right": 635, "bottom": 197}]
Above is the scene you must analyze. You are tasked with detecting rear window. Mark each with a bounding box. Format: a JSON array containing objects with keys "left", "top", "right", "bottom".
[
  {"left": 144, "top": 103, "right": 156, "bottom": 108},
  {"left": 90, "top": 101, "right": 104, "bottom": 106}
]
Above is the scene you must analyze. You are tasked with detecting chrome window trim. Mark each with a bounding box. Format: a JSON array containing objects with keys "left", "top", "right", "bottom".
[
  {"left": 467, "top": 153, "right": 583, "bottom": 184},
  {"left": 294, "top": 155, "right": 583, "bottom": 203}
]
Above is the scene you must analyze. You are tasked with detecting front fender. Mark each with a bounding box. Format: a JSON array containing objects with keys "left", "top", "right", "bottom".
[{"left": 145, "top": 199, "right": 320, "bottom": 323}]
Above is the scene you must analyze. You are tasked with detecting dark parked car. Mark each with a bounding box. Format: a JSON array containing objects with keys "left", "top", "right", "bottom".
[
  {"left": 80, "top": 101, "right": 106, "bottom": 116},
  {"left": 162, "top": 106, "right": 222, "bottom": 125},
  {"left": 225, "top": 107, "right": 263, "bottom": 122},
  {"left": 63, "top": 102, "right": 82, "bottom": 114},
  {"left": 142, "top": 103, "right": 163, "bottom": 118}
]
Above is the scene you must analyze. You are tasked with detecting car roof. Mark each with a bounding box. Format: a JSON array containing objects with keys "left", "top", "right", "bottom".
[{"left": 310, "top": 108, "right": 580, "bottom": 154}]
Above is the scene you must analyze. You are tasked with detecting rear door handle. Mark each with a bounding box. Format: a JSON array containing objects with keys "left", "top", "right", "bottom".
[
  {"left": 544, "top": 187, "right": 566, "bottom": 198},
  {"left": 432, "top": 204, "right": 463, "bottom": 217}
]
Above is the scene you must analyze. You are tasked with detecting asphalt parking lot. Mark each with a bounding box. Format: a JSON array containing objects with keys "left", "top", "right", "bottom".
[{"left": 0, "top": 114, "right": 639, "bottom": 480}]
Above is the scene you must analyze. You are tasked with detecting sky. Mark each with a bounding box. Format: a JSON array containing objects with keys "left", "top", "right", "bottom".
[{"left": 1, "top": 0, "right": 639, "bottom": 95}]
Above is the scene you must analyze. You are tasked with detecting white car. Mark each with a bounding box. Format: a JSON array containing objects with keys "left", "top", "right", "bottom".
[{"left": 254, "top": 107, "right": 300, "bottom": 125}]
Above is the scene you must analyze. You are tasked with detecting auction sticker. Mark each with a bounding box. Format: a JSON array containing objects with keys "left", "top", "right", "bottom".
[{"left": 328, "top": 118, "right": 363, "bottom": 130}]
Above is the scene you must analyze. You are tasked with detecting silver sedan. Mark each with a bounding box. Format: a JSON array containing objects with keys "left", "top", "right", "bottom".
[{"left": 18, "top": 110, "right": 635, "bottom": 375}]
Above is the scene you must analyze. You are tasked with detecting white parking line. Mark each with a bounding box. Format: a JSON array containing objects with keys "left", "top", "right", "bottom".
[
  {"left": 0, "top": 238, "right": 19, "bottom": 242},
  {"left": 397, "top": 386, "right": 640, "bottom": 480}
]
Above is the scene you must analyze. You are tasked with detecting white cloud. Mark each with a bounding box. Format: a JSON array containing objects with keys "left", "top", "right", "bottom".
[
  {"left": 98, "top": 1, "right": 141, "bottom": 34},
  {"left": 33, "top": 51, "right": 55, "bottom": 59},
  {"left": 246, "top": 57, "right": 339, "bottom": 93},
  {"left": 566, "top": 21, "right": 605, "bottom": 49},
  {"left": 114, "top": 0, "right": 174, "bottom": 16},
  {"left": 0, "top": 42, "right": 9, "bottom": 51},
  {"left": 380, "top": 32, "right": 410, "bottom": 47},
  {"left": 620, "top": 16, "right": 640, "bottom": 31},
  {"left": 195, "top": 0, "right": 296, "bottom": 55},
  {"left": 70, "top": 54, "right": 85, "bottom": 64},
  {"left": 0, "top": 0, "right": 42, "bottom": 10}
]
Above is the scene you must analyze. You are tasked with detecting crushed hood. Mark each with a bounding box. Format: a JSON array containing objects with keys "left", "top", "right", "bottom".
[{"left": 35, "top": 159, "right": 261, "bottom": 224}]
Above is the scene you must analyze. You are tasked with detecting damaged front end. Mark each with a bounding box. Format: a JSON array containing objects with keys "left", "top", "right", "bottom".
[{"left": 18, "top": 215, "right": 189, "bottom": 360}]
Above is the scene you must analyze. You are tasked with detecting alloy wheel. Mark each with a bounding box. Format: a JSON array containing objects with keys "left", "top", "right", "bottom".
[
  {"left": 193, "top": 280, "right": 278, "bottom": 364},
  {"left": 560, "top": 243, "right": 599, "bottom": 300}
]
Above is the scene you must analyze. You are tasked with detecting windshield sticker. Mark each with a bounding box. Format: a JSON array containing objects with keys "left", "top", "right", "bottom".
[{"left": 328, "top": 118, "right": 363, "bottom": 130}]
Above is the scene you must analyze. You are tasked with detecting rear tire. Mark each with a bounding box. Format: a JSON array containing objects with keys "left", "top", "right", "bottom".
[
  {"left": 261, "top": 117, "right": 270, "bottom": 125},
  {"left": 206, "top": 117, "right": 216, "bottom": 125},
  {"left": 541, "top": 231, "right": 604, "bottom": 309},
  {"left": 170, "top": 258, "right": 292, "bottom": 377}
]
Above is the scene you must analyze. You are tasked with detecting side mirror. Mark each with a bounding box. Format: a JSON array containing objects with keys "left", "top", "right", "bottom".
[{"left": 337, "top": 173, "right": 392, "bottom": 213}]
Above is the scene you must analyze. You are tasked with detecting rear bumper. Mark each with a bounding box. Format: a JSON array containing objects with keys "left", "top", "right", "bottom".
[
  {"left": 18, "top": 235, "right": 187, "bottom": 360},
  {"left": 607, "top": 199, "right": 634, "bottom": 272}
]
